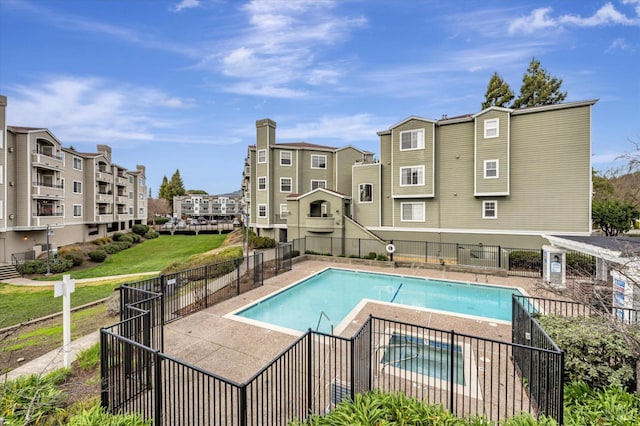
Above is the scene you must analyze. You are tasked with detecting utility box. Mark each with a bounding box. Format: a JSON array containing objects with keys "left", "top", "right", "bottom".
[{"left": 542, "top": 245, "right": 566, "bottom": 288}]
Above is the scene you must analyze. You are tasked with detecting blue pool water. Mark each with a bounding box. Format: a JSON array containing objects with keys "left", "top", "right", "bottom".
[{"left": 236, "top": 268, "right": 522, "bottom": 333}]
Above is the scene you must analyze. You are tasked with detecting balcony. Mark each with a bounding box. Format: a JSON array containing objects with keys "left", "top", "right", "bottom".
[
  {"left": 31, "top": 213, "right": 64, "bottom": 227},
  {"left": 31, "top": 151, "right": 64, "bottom": 170},
  {"left": 96, "top": 171, "right": 113, "bottom": 183},
  {"left": 96, "top": 213, "right": 114, "bottom": 222},
  {"left": 115, "top": 213, "right": 129, "bottom": 220},
  {"left": 305, "top": 214, "right": 336, "bottom": 233},
  {"left": 96, "top": 193, "right": 113, "bottom": 203},
  {"left": 32, "top": 182, "right": 64, "bottom": 199},
  {"left": 116, "top": 196, "right": 128, "bottom": 205}
]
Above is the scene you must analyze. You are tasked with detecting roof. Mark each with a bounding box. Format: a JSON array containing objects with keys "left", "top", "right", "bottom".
[
  {"left": 274, "top": 141, "right": 338, "bottom": 150},
  {"left": 285, "top": 187, "right": 351, "bottom": 201},
  {"left": 7, "top": 125, "right": 48, "bottom": 133},
  {"left": 545, "top": 234, "right": 640, "bottom": 263}
]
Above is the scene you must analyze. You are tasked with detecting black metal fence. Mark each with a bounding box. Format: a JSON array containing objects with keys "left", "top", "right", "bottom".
[
  {"left": 295, "top": 236, "right": 597, "bottom": 279},
  {"left": 101, "top": 313, "right": 564, "bottom": 425},
  {"left": 11, "top": 250, "right": 35, "bottom": 265}
]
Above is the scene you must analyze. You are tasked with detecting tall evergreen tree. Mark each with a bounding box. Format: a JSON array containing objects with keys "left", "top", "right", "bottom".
[
  {"left": 513, "top": 57, "right": 567, "bottom": 108},
  {"left": 158, "top": 176, "right": 170, "bottom": 202},
  {"left": 481, "top": 72, "right": 514, "bottom": 109}
]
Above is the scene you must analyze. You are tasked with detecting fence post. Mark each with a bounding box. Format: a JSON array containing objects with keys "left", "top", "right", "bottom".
[
  {"left": 425, "top": 241, "right": 428, "bottom": 263},
  {"left": 236, "top": 258, "right": 241, "bottom": 295},
  {"left": 498, "top": 245, "right": 502, "bottom": 269},
  {"left": 449, "top": 330, "right": 455, "bottom": 412},
  {"left": 358, "top": 238, "right": 361, "bottom": 258},
  {"left": 350, "top": 336, "right": 356, "bottom": 402},
  {"left": 154, "top": 351, "right": 163, "bottom": 425},
  {"left": 456, "top": 243, "right": 459, "bottom": 265},
  {"left": 100, "top": 330, "right": 109, "bottom": 409},
  {"left": 307, "top": 331, "right": 313, "bottom": 416},
  {"left": 557, "top": 350, "right": 565, "bottom": 425},
  {"left": 239, "top": 385, "right": 248, "bottom": 426}
]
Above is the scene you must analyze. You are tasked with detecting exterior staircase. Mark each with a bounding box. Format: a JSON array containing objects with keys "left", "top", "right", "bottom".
[{"left": 0, "top": 263, "right": 21, "bottom": 281}]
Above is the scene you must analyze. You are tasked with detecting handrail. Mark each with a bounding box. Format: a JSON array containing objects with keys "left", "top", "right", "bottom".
[{"left": 316, "top": 311, "right": 334, "bottom": 334}]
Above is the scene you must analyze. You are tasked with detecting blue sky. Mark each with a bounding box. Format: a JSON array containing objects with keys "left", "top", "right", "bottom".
[{"left": 1, "top": 0, "right": 638, "bottom": 195}]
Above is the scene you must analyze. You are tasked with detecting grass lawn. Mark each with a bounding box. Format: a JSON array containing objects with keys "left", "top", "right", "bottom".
[
  {"left": 1, "top": 233, "right": 229, "bottom": 327},
  {"left": 42, "top": 233, "right": 227, "bottom": 280}
]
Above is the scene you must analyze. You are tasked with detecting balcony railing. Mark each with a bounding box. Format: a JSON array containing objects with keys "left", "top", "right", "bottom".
[
  {"left": 31, "top": 151, "right": 64, "bottom": 170},
  {"left": 96, "top": 171, "right": 114, "bottom": 183},
  {"left": 305, "top": 214, "right": 335, "bottom": 233},
  {"left": 115, "top": 176, "right": 128, "bottom": 186},
  {"left": 96, "top": 193, "right": 113, "bottom": 203},
  {"left": 32, "top": 182, "right": 64, "bottom": 198},
  {"left": 31, "top": 213, "right": 63, "bottom": 227},
  {"left": 96, "top": 213, "right": 114, "bottom": 222}
]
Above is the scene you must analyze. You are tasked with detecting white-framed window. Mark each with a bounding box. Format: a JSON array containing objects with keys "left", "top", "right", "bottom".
[
  {"left": 359, "top": 183, "right": 373, "bottom": 203},
  {"left": 129, "top": 176, "right": 133, "bottom": 183},
  {"left": 258, "top": 204, "right": 267, "bottom": 218},
  {"left": 280, "top": 151, "right": 292, "bottom": 166},
  {"left": 129, "top": 207, "right": 133, "bottom": 214},
  {"left": 258, "top": 176, "right": 267, "bottom": 191},
  {"left": 311, "top": 154, "right": 326, "bottom": 169},
  {"left": 73, "top": 204, "right": 82, "bottom": 217},
  {"left": 400, "top": 129, "right": 424, "bottom": 151},
  {"left": 484, "top": 159, "right": 499, "bottom": 178},
  {"left": 138, "top": 177, "right": 145, "bottom": 186},
  {"left": 400, "top": 202, "right": 425, "bottom": 222},
  {"left": 400, "top": 166, "right": 424, "bottom": 186},
  {"left": 280, "top": 177, "right": 292, "bottom": 193},
  {"left": 129, "top": 191, "right": 133, "bottom": 198},
  {"left": 484, "top": 118, "right": 499, "bottom": 138},
  {"left": 139, "top": 207, "right": 144, "bottom": 215},
  {"left": 73, "top": 181, "right": 82, "bottom": 194},
  {"left": 483, "top": 200, "right": 498, "bottom": 219},
  {"left": 73, "top": 157, "right": 82, "bottom": 170},
  {"left": 311, "top": 180, "right": 326, "bottom": 190},
  {"left": 257, "top": 149, "right": 267, "bottom": 164},
  {"left": 279, "top": 204, "right": 288, "bottom": 219}
]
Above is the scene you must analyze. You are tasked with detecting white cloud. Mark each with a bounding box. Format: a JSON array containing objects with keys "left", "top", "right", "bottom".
[
  {"left": 278, "top": 114, "right": 380, "bottom": 143},
  {"left": 170, "top": 0, "right": 201, "bottom": 13},
  {"left": 509, "top": 2, "right": 638, "bottom": 35},
  {"left": 212, "top": 0, "right": 366, "bottom": 98},
  {"left": 6, "top": 76, "right": 193, "bottom": 144},
  {"left": 607, "top": 37, "right": 632, "bottom": 51}
]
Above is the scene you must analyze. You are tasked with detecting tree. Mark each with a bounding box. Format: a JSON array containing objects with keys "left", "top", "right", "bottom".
[
  {"left": 592, "top": 169, "right": 615, "bottom": 202},
  {"left": 158, "top": 176, "right": 170, "bottom": 203},
  {"left": 592, "top": 199, "right": 639, "bottom": 236},
  {"left": 609, "top": 139, "right": 640, "bottom": 211},
  {"left": 481, "top": 72, "right": 514, "bottom": 109},
  {"left": 512, "top": 58, "right": 567, "bottom": 109},
  {"left": 147, "top": 198, "right": 170, "bottom": 224},
  {"left": 187, "top": 189, "right": 208, "bottom": 195}
]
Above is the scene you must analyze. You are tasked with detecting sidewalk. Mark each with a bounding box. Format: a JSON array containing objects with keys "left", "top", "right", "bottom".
[
  {"left": 3, "top": 271, "right": 160, "bottom": 287},
  {"left": 4, "top": 332, "right": 100, "bottom": 381}
]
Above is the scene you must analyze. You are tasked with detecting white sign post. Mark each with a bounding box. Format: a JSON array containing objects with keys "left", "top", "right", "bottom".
[{"left": 54, "top": 274, "right": 76, "bottom": 368}]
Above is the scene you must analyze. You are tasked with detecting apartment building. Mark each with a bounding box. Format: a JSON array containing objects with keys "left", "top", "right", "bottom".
[
  {"left": 173, "top": 194, "right": 242, "bottom": 221},
  {"left": 244, "top": 100, "right": 597, "bottom": 249},
  {"left": 0, "top": 95, "right": 147, "bottom": 263},
  {"left": 242, "top": 118, "right": 374, "bottom": 242}
]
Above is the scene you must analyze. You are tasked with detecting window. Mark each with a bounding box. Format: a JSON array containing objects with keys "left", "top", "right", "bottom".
[
  {"left": 129, "top": 191, "right": 133, "bottom": 198},
  {"left": 129, "top": 207, "right": 133, "bottom": 214},
  {"left": 280, "top": 151, "right": 292, "bottom": 166},
  {"left": 311, "top": 180, "right": 326, "bottom": 190},
  {"left": 129, "top": 176, "right": 133, "bottom": 183},
  {"left": 258, "top": 204, "right": 267, "bottom": 218},
  {"left": 258, "top": 176, "right": 267, "bottom": 191},
  {"left": 73, "top": 181, "right": 82, "bottom": 194},
  {"left": 280, "top": 177, "right": 292, "bottom": 193},
  {"left": 359, "top": 183, "right": 373, "bottom": 203},
  {"left": 138, "top": 177, "right": 145, "bottom": 186},
  {"left": 258, "top": 149, "right": 267, "bottom": 164},
  {"left": 311, "top": 155, "right": 326, "bottom": 169},
  {"left": 484, "top": 159, "right": 499, "bottom": 178},
  {"left": 73, "top": 205, "right": 82, "bottom": 217},
  {"left": 139, "top": 207, "right": 144, "bottom": 215},
  {"left": 139, "top": 193, "right": 144, "bottom": 200},
  {"left": 73, "top": 157, "right": 82, "bottom": 170},
  {"left": 279, "top": 204, "right": 288, "bottom": 219},
  {"left": 400, "top": 129, "right": 424, "bottom": 151},
  {"left": 401, "top": 202, "right": 425, "bottom": 222},
  {"left": 484, "top": 119, "right": 499, "bottom": 138},
  {"left": 400, "top": 166, "right": 424, "bottom": 186},
  {"left": 483, "top": 200, "right": 498, "bottom": 219}
]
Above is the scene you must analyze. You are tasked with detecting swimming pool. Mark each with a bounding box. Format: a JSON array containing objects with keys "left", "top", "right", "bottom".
[{"left": 232, "top": 268, "right": 523, "bottom": 334}]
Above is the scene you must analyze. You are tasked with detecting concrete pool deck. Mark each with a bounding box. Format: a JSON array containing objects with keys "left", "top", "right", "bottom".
[{"left": 162, "top": 259, "right": 553, "bottom": 383}]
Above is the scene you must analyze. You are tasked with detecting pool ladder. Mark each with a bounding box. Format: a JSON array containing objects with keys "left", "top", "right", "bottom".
[{"left": 316, "top": 311, "right": 334, "bottom": 334}]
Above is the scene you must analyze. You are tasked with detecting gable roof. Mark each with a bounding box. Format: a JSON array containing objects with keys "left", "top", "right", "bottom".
[{"left": 285, "top": 187, "right": 351, "bottom": 201}]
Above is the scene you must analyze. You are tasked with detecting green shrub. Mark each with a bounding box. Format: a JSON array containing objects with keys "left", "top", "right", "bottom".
[
  {"left": 144, "top": 230, "right": 159, "bottom": 239},
  {"left": 118, "top": 234, "right": 134, "bottom": 244},
  {"left": 88, "top": 249, "right": 108, "bottom": 262},
  {"left": 91, "top": 237, "right": 111, "bottom": 246},
  {"left": 75, "top": 343, "right": 101, "bottom": 370},
  {"left": 17, "top": 260, "right": 45, "bottom": 274},
  {"left": 367, "top": 252, "right": 377, "bottom": 260},
  {"left": 63, "top": 250, "right": 85, "bottom": 267},
  {"left": 250, "top": 235, "right": 276, "bottom": 249},
  {"left": 49, "top": 258, "right": 73, "bottom": 273},
  {"left": 112, "top": 232, "right": 124, "bottom": 241},
  {"left": 154, "top": 217, "right": 169, "bottom": 225},
  {"left": 508, "top": 250, "right": 541, "bottom": 270},
  {"left": 129, "top": 233, "right": 142, "bottom": 243},
  {"left": 538, "top": 315, "right": 637, "bottom": 390},
  {"left": 283, "top": 250, "right": 300, "bottom": 260},
  {"left": 564, "top": 381, "right": 640, "bottom": 425},
  {"left": 16, "top": 258, "right": 72, "bottom": 274},
  {"left": 566, "top": 252, "right": 596, "bottom": 275},
  {"left": 66, "top": 401, "right": 151, "bottom": 425},
  {"left": 132, "top": 224, "right": 149, "bottom": 237},
  {"left": 376, "top": 254, "right": 388, "bottom": 261}
]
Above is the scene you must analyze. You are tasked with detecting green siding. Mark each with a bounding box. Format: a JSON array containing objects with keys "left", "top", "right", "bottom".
[
  {"left": 475, "top": 110, "right": 509, "bottom": 195},
  {"left": 352, "top": 163, "right": 380, "bottom": 227},
  {"left": 391, "top": 119, "right": 435, "bottom": 197}
]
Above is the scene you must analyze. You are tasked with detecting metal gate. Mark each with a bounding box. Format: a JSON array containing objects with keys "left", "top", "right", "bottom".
[{"left": 275, "top": 242, "right": 293, "bottom": 275}]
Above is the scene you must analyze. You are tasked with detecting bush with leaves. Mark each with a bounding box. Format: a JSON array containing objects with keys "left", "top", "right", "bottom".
[
  {"left": 129, "top": 232, "right": 142, "bottom": 243},
  {"left": 91, "top": 237, "right": 111, "bottom": 246},
  {"left": 16, "top": 258, "right": 73, "bottom": 275},
  {"left": 63, "top": 250, "right": 85, "bottom": 267},
  {"left": 538, "top": 315, "right": 637, "bottom": 390},
  {"left": 131, "top": 224, "right": 149, "bottom": 237},
  {"left": 508, "top": 250, "right": 541, "bottom": 270},
  {"left": 564, "top": 381, "right": 640, "bottom": 425},
  {"left": 88, "top": 249, "right": 108, "bottom": 263},
  {"left": 144, "top": 230, "right": 160, "bottom": 239},
  {"left": 111, "top": 232, "right": 124, "bottom": 241},
  {"left": 250, "top": 235, "right": 276, "bottom": 249}
]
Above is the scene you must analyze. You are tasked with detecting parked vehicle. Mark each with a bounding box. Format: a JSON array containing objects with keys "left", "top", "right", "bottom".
[
  {"left": 175, "top": 220, "right": 187, "bottom": 229},
  {"left": 197, "top": 217, "right": 208, "bottom": 225}
]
